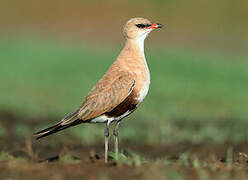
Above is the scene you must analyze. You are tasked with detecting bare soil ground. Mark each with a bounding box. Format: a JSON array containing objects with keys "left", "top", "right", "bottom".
[{"left": 1, "top": 111, "right": 248, "bottom": 180}]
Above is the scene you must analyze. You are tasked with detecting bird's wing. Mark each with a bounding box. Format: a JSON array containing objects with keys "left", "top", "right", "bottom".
[
  {"left": 78, "top": 71, "right": 135, "bottom": 121},
  {"left": 34, "top": 71, "right": 135, "bottom": 138}
]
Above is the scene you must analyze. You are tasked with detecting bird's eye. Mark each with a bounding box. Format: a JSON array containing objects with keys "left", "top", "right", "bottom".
[
  {"left": 136, "top": 24, "right": 152, "bottom": 28},
  {"left": 136, "top": 24, "right": 146, "bottom": 28}
]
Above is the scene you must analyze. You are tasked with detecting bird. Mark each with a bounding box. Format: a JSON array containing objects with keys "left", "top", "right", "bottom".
[{"left": 34, "top": 17, "right": 162, "bottom": 163}]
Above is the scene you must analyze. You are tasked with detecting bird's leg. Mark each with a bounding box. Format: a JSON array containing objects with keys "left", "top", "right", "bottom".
[
  {"left": 113, "top": 121, "right": 121, "bottom": 157},
  {"left": 104, "top": 121, "right": 110, "bottom": 163}
]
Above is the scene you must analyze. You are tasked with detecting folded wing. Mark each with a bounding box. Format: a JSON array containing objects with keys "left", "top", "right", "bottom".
[{"left": 61, "top": 70, "right": 135, "bottom": 125}]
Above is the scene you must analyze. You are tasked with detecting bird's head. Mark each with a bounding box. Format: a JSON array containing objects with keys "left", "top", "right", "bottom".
[{"left": 123, "top": 17, "right": 163, "bottom": 40}]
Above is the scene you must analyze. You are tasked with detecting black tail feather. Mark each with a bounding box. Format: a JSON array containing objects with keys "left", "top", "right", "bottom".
[
  {"left": 34, "top": 108, "right": 82, "bottom": 140},
  {"left": 34, "top": 122, "right": 61, "bottom": 136},
  {"left": 34, "top": 119, "right": 83, "bottom": 140}
]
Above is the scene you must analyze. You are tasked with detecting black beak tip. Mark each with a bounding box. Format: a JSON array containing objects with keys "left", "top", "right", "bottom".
[{"left": 157, "top": 23, "right": 163, "bottom": 28}]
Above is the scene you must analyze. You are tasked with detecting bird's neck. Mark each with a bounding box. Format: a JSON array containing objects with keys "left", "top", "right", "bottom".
[
  {"left": 125, "top": 37, "right": 145, "bottom": 57},
  {"left": 109, "top": 36, "right": 150, "bottom": 88},
  {"left": 113, "top": 37, "right": 150, "bottom": 78},
  {"left": 116, "top": 37, "right": 146, "bottom": 65}
]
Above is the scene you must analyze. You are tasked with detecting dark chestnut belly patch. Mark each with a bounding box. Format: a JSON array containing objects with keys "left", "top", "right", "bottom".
[{"left": 105, "top": 90, "right": 138, "bottom": 117}]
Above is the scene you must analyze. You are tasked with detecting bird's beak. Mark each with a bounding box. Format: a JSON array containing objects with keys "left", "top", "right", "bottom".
[{"left": 149, "top": 23, "right": 163, "bottom": 29}]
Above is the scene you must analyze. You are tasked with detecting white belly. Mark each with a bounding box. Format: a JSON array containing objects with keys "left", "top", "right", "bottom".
[{"left": 90, "top": 111, "right": 132, "bottom": 123}]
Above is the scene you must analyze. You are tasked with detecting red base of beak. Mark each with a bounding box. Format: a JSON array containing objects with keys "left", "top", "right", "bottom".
[{"left": 149, "top": 23, "right": 163, "bottom": 29}]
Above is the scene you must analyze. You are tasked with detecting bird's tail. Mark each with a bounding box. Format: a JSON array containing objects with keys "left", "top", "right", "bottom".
[{"left": 34, "top": 108, "right": 82, "bottom": 140}]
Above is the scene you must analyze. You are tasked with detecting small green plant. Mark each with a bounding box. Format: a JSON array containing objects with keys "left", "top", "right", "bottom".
[
  {"left": 178, "top": 151, "right": 190, "bottom": 167},
  {"left": 0, "top": 151, "right": 13, "bottom": 162},
  {"left": 60, "top": 154, "right": 80, "bottom": 164},
  {"left": 192, "top": 156, "right": 201, "bottom": 169},
  {"left": 226, "top": 147, "right": 233, "bottom": 168},
  {"left": 110, "top": 150, "right": 146, "bottom": 166}
]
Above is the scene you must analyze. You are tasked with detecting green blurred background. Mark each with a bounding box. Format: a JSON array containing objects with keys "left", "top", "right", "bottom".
[{"left": 0, "top": 0, "right": 248, "bottom": 145}]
